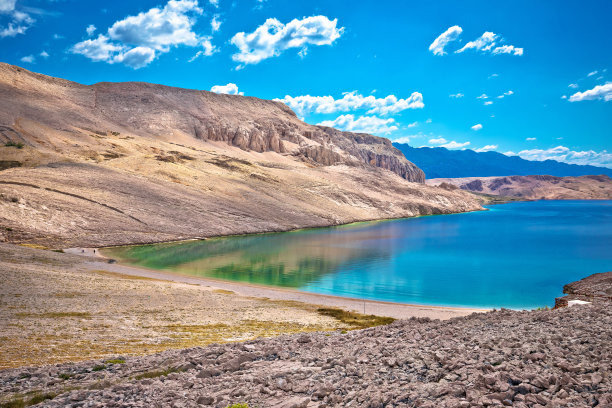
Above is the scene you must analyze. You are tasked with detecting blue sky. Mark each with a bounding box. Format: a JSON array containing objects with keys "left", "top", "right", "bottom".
[{"left": 1, "top": 0, "right": 611, "bottom": 167}]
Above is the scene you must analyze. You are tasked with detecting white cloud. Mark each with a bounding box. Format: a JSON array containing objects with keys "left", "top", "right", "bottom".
[
  {"left": 568, "top": 83, "right": 578, "bottom": 89},
  {"left": 86, "top": 24, "right": 96, "bottom": 36},
  {"left": 39, "top": 50, "right": 49, "bottom": 58},
  {"left": 492, "top": 45, "right": 523, "bottom": 56},
  {"left": 407, "top": 121, "right": 418, "bottom": 128},
  {"left": 471, "top": 124, "right": 483, "bottom": 131},
  {"left": 484, "top": 101, "right": 493, "bottom": 105},
  {"left": 517, "top": 146, "right": 612, "bottom": 168},
  {"left": 71, "top": 0, "right": 217, "bottom": 69},
  {"left": 317, "top": 114, "right": 398, "bottom": 135},
  {"left": 475, "top": 144, "right": 497, "bottom": 152},
  {"left": 441, "top": 140, "right": 470, "bottom": 149},
  {"left": 425, "top": 118, "right": 432, "bottom": 123},
  {"left": 496, "top": 90, "right": 514, "bottom": 99},
  {"left": 587, "top": 71, "right": 598, "bottom": 77},
  {"left": 0, "top": 0, "right": 16, "bottom": 13},
  {"left": 449, "top": 93, "right": 464, "bottom": 98},
  {"left": 211, "top": 14, "right": 221, "bottom": 32},
  {"left": 392, "top": 136, "right": 415, "bottom": 144},
  {"left": 476, "top": 93, "right": 489, "bottom": 99},
  {"left": 230, "top": 15, "right": 343, "bottom": 68},
  {"left": 488, "top": 73, "right": 499, "bottom": 79},
  {"left": 568, "top": 83, "right": 612, "bottom": 102},
  {"left": 526, "top": 137, "right": 536, "bottom": 141},
  {"left": 0, "top": 0, "right": 35, "bottom": 38},
  {"left": 20, "top": 54, "right": 34, "bottom": 63},
  {"left": 210, "top": 83, "right": 243, "bottom": 95},
  {"left": 428, "top": 137, "right": 447, "bottom": 145},
  {"left": 455, "top": 31, "right": 523, "bottom": 56},
  {"left": 209, "top": 0, "right": 218, "bottom": 7},
  {"left": 276, "top": 91, "right": 424, "bottom": 116},
  {"left": 428, "top": 25, "right": 462, "bottom": 56}
]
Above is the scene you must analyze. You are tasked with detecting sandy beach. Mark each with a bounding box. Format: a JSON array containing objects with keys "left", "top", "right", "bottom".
[{"left": 1, "top": 243, "right": 483, "bottom": 369}]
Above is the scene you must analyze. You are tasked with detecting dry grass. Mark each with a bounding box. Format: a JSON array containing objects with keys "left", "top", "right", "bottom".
[{"left": 316, "top": 308, "right": 395, "bottom": 329}]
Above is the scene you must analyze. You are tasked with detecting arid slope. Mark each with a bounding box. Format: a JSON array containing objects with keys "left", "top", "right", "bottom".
[
  {"left": 0, "top": 64, "right": 481, "bottom": 248},
  {"left": 427, "top": 175, "right": 612, "bottom": 200}
]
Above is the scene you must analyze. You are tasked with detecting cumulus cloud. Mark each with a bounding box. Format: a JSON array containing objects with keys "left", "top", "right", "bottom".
[
  {"left": 475, "top": 145, "right": 497, "bottom": 152},
  {"left": 568, "top": 83, "right": 612, "bottom": 102},
  {"left": 476, "top": 93, "right": 489, "bottom": 99},
  {"left": 441, "top": 140, "right": 470, "bottom": 149},
  {"left": 471, "top": 124, "right": 483, "bottom": 131},
  {"left": 276, "top": 91, "right": 424, "bottom": 117},
  {"left": 210, "top": 83, "right": 243, "bottom": 95},
  {"left": 449, "top": 93, "right": 464, "bottom": 98},
  {"left": 71, "top": 0, "right": 217, "bottom": 69},
  {"left": 407, "top": 121, "right": 418, "bottom": 128},
  {"left": 484, "top": 101, "right": 493, "bottom": 105},
  {"left": 428, "top": 25, "right": 462, "bottom": 56},
  {"left": 317, "top": 114, "right": 398, "bottom": 135},
  {"left": 0, "top": 0, "right": 35, "bottom": 38},
  {"left": 19, "top": 54, "right": 34, "bottom": 63},
  {"left": 230, "top": 15, "right": 343, "bottom": 68},
  {"left": 526, "top": 137, "right": 536, "bottom": 141},
  {"left": 455, "top": 31, "right": 523, "bottom": 56},
  {"left": 516, "top": 146, "right": 612, "bottom": 168},
  {"left": 86, "top": 24, "right": 96, "bottom": 36},
  {"left": 392, "top": 136, "right": 415, "bottom": 144},
  {"left": 428, "top": 137, "right": 447, "bottom": 145}
]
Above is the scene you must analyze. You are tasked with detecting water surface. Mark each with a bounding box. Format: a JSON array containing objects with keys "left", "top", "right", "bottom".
[{"left": 105, "top": 200, "right": 612, "bottom": 309}]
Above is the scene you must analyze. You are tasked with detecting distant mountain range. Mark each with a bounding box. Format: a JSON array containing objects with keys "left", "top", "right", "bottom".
[{"left": 393, "top": 143, "right": 612, "bottom": 179}]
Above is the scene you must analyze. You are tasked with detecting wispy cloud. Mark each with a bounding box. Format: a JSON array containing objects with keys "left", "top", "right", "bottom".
[
  {"left": 449, "top": 93, "right": 464, "bottom": 98},
  {"left": 526, "top": 137, "right": 536, "bottom": 141},
  {"left": 515, "top": 146, "right": 612, "bottom": 168},
  {"left": 456, "top": 31, "right": 523, "bottom": 56},
  {"left": 0, "top": 0, "right": 35, "bottom": 38},
  {"left": 428, "top": 25, "right": 462, "bottom": 56},
  {"left": 475, "top": 145, "right": 497, "bottom": 152}
]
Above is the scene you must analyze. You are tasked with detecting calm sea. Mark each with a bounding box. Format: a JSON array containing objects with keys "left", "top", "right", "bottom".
[{"left": 104, "top": 200, "right": 612, "bottom": 309}]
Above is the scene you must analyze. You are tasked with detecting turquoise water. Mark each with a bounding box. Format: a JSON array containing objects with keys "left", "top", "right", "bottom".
[{"left": 106, "top": 200, "right": 612, "bottom": 309}]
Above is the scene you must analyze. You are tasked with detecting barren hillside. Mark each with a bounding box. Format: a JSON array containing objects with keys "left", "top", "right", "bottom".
[
  {"left": 427, "top": 175, "right": 612, "bottom": 200},
  {"left": 0, "top": 64, "right": 481, "bottom": 248}
]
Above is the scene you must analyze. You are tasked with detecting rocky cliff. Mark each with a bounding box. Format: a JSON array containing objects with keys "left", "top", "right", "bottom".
[
  {"left": 0, "top": 63, "right": 424, "bottom": 183},
  {"left": 0, "top": 64, "right": 478, "bottom": 248}
]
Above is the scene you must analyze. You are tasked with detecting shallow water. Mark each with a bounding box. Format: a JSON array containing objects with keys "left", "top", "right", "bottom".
[{"left": 105, "top": 200, "right": 612, "bottom": 309}]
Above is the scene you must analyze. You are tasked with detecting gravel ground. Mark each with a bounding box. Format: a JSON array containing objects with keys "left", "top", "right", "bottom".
[{"left": 1, "top": 275, "right": 610, "bottom": 407}]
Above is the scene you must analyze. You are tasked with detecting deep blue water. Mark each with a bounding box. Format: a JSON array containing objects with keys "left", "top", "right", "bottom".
[{"left": 106, "top": 200, "right": 612, "bottom": 309}]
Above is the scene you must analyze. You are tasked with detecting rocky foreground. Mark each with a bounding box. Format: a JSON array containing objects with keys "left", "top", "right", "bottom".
[{"left": 1, "top": 274, "right": 610, "bottom": 408}]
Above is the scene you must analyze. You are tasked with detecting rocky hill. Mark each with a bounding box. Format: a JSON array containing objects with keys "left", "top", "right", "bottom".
[
  {"left": 393, "top": 143, "right": 612, "bottom": 179},
  {"left": 0, "top": 64, "right": 480, "bottom": 248},
  {"left": 427, "top": 175, "right": 612, "bottom": 200}
]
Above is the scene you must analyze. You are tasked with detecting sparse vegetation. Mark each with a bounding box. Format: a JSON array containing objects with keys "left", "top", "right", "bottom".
[
  {"left": 4, "top": 141, "right": 24, "bottom": 149},
  {"left": 226, "top": 404, "right": 249, "bottom": 408},
  {"left": 16, "top": 312, "right": 92, "bottom": 319},
  {"left": 105, "top": 359, "right": 126, "bottom": 364},
  {"left": 316, "top": 307, "right": 395, "bottom": 329},
  {"left": 0, "top": 392, "right": 57, "bottom": 408},
  {"left": 92, "top": 364, "right": 106, "bottom": 372}
]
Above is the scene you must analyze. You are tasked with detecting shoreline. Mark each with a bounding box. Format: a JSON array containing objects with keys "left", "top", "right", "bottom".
[{"left": 68, "top": 249, "right": 487, "bottom": 320}]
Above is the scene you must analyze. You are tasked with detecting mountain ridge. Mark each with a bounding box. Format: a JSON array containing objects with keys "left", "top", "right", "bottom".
[{"left": 393, "top": 143, "right": 612, "bottom": 179}]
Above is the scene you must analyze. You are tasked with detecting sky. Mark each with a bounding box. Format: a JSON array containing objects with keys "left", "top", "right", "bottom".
[{"left": 1, "top": 0, "right": 611, "bottom": 168}]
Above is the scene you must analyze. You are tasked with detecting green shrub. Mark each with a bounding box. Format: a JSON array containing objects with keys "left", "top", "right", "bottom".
[
  {"left": 105, "top": 359, "right": 125, "bottom": 364},
  {"left": 226, "top": 404, "right": 249, "bottom": 408},
  {"left": 92, "top": 364, "right": 106, "bottom": 372},
  {"left": 4, "top": 141, "right": 24, "bottom": 149}
]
